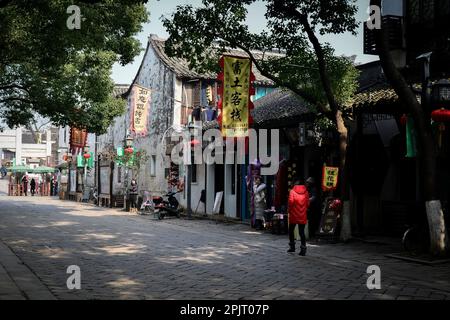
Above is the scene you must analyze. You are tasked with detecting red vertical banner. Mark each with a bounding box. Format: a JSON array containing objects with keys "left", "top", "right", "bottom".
[{"left": 70, "top": 127, "right": 87, "bottom": 155}]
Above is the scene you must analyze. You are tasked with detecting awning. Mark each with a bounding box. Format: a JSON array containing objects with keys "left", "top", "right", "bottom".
[
  {"left": 6, "top": 165, "right": 31, "bottom": 173},
  {"left": 32, "top": 166, "right": 57, "bottom": 173}
]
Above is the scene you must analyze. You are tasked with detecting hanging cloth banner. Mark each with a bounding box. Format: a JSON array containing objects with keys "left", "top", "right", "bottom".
[
  {"left": 322, "top": 165, "right": 339, "bottom": 192},
  {"left": 405, "top": 116, "right": 417, "bottom": 158},
  {"left": 69, "top": 127, "right": 88, "bottom": 155},
  {"left": 218, "top": 55, "right": 255, "bottom": 138},
  {"left": 131, "top": 84, "right": 151, "bottom": 136},
  {"left": 77, "top": 154, "right": 84, "bottom": 168}
]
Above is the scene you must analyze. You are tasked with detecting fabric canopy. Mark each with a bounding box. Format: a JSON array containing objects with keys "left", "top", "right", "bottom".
[
  {"left": 6, "top": 165, "right": 31, "bottom": 173},
  {"left": 32, "top": 166, "right": 57, "bottom": 173}
]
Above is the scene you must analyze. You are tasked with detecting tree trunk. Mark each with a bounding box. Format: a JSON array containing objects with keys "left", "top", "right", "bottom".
[
  {"left": 370, "top": 0, "right": 448, "bottom": 255},
  {"left": 298, "top": 12, "right": 352, "bottom": 241},
  {"left": 336, "top": 109, "right": 352, "bottom": 241}
]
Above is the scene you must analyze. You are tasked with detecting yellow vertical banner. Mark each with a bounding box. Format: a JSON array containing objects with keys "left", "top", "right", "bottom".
[
  {"left": 321, "top": 165, "right": 339, "bottom": 192},
  {"left": 132, "top": 84, "right": 151, "bottom": 135},
  {"left": 221, "top": 56, "right": 251, "bottom": 138}
]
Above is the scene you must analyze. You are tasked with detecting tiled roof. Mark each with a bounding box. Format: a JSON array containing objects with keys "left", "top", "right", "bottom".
[
  {"left": 252, "top": 89, "right": 314, "bottom": 125},
  {"left": 348, "top": 84, "right": 399, "bottom": 108},
  {"left": 149, "top": 35, "right": 277, "bottom": 85},
  {"left": 200, "top": 89, "right": 314, "bottom": 130},
  {"left": 345, "top": 61, "right": 419, "bottom": 109},
  {"left": 113, "top": 84, "right": 129, "bottom": 98}
]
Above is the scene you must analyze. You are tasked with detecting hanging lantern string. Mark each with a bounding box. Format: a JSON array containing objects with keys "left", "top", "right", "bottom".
[{"left": 431, "top": 107, "right": 450, "bottom": 148}]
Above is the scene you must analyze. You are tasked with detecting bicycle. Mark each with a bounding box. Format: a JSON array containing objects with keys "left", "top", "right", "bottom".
[
  {"left": 88, "top": 187, "right": 98, "bottom": 205},
  {"left": 402, "top": 223, "right": 430, "bottom": 254},
  {"left": 139, "top": 191, "right": 154, "bottom": 215}
]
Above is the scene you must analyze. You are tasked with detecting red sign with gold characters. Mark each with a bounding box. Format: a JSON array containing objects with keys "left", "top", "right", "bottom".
[
  {"left": 70, "top": 127, "right": 88, "bottom": 154},
  {"left": 217, "top": 55, "right": 255, "bottom": 138},
  {"left": 322, "top": 165, "right": 339, "bottom": 192}
]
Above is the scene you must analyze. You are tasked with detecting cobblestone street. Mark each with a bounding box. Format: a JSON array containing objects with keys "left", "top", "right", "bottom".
[{"left": 1, "top": 196, "right": 450, "bottom": 300}]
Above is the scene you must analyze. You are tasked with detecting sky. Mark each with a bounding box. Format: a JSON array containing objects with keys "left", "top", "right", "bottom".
[{"left": 111, "top": 0, "right": 378, "bottom": 85}]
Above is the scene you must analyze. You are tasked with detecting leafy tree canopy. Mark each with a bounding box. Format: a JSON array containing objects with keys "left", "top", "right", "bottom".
[
  {"left": 0, "top": 0, "right": 149, "bottom": 133},
  {"left": 162, "top": 0, "right": 359, "bottom": 121}
]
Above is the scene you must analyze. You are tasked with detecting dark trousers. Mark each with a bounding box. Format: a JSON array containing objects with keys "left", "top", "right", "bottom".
[
  {"left": 289, "top": 223, "right": 306, "bottom": 247},
  {"left": 129, "top": 194, "right": 138, "bottom": 209}
]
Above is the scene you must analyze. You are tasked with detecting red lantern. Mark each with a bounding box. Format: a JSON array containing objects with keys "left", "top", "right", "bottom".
[
  {"left": 431, "top": 108, "right": 450, "bottom": 147},
  {"left": 431, "top": 108, "right": 450, "bottom": 122},
  {"left": 63, "top": 154, "right": 68, "bottom": 161},
  {"left": 400, "top": 114, "right": 408, "bottom": 126},
  {"left": 83, "top": 153, "right": 91, "bottom": 159},
  {"left": 124, "top": 147, "right": 134, "bottom": 155},
  {"left": 329, "top": 198, "right": 342, "bottom": 211}
]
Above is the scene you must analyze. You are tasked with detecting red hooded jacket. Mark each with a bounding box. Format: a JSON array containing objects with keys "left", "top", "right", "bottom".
[{"left": 288, "top": 185, "right": 310, "bottom": 225}]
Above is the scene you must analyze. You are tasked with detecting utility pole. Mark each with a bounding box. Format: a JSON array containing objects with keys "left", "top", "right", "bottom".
[{"left": 186, "top": 124, "right": 193, "bottom": 219}]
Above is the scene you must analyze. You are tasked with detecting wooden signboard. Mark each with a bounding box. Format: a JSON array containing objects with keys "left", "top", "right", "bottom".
[
  {"left": 213, "top": 191, "right": 223, "bottom": 214},
  {"left": 318, "top": 198, "right": 342, "bottom": 238}
]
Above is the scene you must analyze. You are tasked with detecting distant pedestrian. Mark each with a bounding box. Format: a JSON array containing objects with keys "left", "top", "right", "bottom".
[
  {"left": 0, "top": 165, "right": 7, "bottom": 178},
  {"left": 129, "top": 179, "right": 138, "bottom": 212},
  {"left": 53, "top": 179, "right": 58, "bottom": 196},
  {"left": 30, "top": 178, "right": 36, "bottom": 196},
  {"left": 253, "top": 176, "right": 267, "bottom": 230},
  {"left": 21, "top": 174, "right": 29, "bottom": 196},
  {"left": 287, "top": 178, "right": 310, "bottom": 256}
]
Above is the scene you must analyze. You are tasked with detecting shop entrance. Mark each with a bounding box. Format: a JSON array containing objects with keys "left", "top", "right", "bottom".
[{"left": 214, "top": 164, "right": 224, "bottom": 214}]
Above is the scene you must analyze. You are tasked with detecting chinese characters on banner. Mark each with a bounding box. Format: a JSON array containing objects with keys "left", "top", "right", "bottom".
[
  {"left": 218, "top": 56, "right": 254, "bottom": 138},
  {"left": 69, "top": 127, "right": 87, "bottom": 155},
  {"left": 131, "top": 84, "right": 151, "bottom": 135},
  {"left": 322, "top": 166, "right": 339, "bottom": 192}
]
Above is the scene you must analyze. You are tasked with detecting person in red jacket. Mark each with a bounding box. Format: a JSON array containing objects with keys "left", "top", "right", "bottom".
[{"left": 287, "top": 179, "right": 310, "bottom": 256}]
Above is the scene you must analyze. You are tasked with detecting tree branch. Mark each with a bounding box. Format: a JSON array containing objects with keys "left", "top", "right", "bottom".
[
  {"left": 229, "top": 39, "right": 332, "bottom": 118},
  {"left": 0, "top": 84, "right": 30, "bottom": 95},
  {"left": 271, "top": 0, "right": 341, "bottom": 122},
  {"left": 0, "top": 96, "right": 33, "bottom": 104},
  {"left": 370, "top": 0, "right": 436, "bottom": 201}
]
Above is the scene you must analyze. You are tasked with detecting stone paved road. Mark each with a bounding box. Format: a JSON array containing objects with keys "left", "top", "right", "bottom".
[{"left": 0, "top": 196, "right": 450, "bottom": 300}]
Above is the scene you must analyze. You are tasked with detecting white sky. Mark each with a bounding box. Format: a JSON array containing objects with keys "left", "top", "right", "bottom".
[{"left": 111, "top": 0, "right": 378, "bottom": 85}]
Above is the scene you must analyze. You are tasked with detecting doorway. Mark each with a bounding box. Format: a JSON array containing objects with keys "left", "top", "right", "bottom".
[{"left": 214, "top": 164, "right": 224, "bottom": 214}]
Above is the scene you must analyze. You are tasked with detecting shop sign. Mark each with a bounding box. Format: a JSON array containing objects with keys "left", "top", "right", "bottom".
[
  {"left": 69, "top": 127, "right": 87, "bottom": 153},
  {"left": 218, "top": 55, "right": 255, "bottom": 138},
  {"left": 318, "top": 198, "right": 342, "bottom": 236},
  {"left": 322, "top": 165, "right": 339, "bottom": 191},
  {"left": 131, "top": 84, "right": 151, "bottom": 135}
]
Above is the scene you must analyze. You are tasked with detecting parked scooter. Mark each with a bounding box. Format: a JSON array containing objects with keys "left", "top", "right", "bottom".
[{"left": 153, "top": 190, "right": 182, "bottom": 220}]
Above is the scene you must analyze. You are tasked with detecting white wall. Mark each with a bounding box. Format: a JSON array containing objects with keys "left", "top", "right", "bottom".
[
  {"left": 21, "top": 144, "right": 48, "bottom": 158},
  {"left": 97, "top": 40, "right": 176, "bottom": 198},
  {"left": 173, "top": 77, "right": 183, "bottom": 127},
  {"left": 15, "top": 128, "right": 22, "bottom": 164},
  {"left": 0, "top": 130, "right": 16, "bottom": 149},
  {"left": 224, "top": 163, "right": 237, "bottom": 218},
  {"left": 0, "top": 127, "right": 53, "bottom": 165},
  {"left": 206, "top": 164, "right": 215, "bottom": 214}
]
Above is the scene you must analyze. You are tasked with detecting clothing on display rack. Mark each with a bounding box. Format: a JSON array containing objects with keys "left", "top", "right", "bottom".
[{"left": 191, "top": 106, "right": 202, "bottom": 121}]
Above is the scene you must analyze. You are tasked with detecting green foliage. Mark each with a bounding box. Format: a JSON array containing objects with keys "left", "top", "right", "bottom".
[
  {"left": 115, "top": 148, "right": 149, "bottom": 171},
  {"left": 0, "top": 0, "right": 149, "bottom": 133},
  {"left": 162, "top": 0, "right": 360, "bottom": 115}
]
